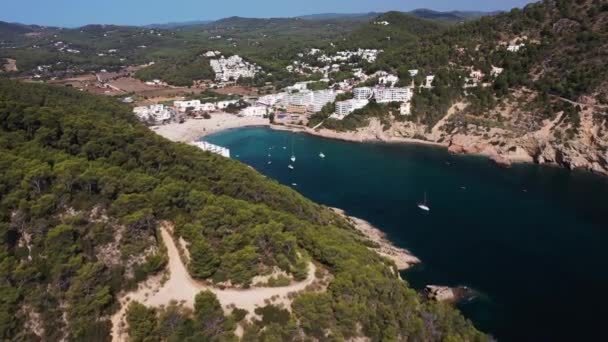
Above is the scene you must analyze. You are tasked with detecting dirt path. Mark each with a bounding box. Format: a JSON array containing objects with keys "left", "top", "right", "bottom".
[{"left": 111, "top": 224, "right": 317, "bottom": 341}]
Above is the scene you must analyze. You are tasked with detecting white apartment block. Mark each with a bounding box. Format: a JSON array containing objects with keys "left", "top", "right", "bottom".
[
  {"left": 283, "top": 89, "right": 337, "bottom": 113},
  {"left": 286, "top": 91, "right": 314, "bottom": 107},
  {"left": 311, "top": 89, "right": 337, "bottom": 112},
  {"left": 373, "top": 87, "right": 412, "bottom": 103},
  {"left": 353, "top": 87, "right": 374, "bottom": 100},
  {"left": 335, "top": 99, "right": 369, "bottom": 116}
]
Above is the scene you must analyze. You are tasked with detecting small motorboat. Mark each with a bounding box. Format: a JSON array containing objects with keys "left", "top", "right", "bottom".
[
  {"left": 291, "top": 155, "right": 296, "bottom": 162},
  {"left": 319, "top": 152, "right": 326, "bottom": 158},
  {"left": 288, "top": 164, "right": 294, "bottom": 170}
]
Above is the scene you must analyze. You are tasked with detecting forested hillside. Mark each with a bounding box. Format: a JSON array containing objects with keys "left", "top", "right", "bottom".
[
  {"left": 0, "top": 79, "right": 486, "bottom": 340},
  {"left": 316, "top": 0, "right": 608, "bottom": 175}
]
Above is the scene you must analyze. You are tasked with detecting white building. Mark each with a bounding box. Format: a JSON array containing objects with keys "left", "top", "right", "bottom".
[
  {"left": 258, "top": 93, "right": 286, "bottom": 107},
  {"left": 286, "top": 82, "right": 310, "bottom": 92},
  {"left": 311, "top": 89, "right": 337, "bottom": 112},
  {"left": 133, "top": 104, "right": 172, "bottom": 124},
  {"left": 491, "top": 66, "right": 504, "bottom": 77},
  {"left": 378, "top": 74, "right": 399, "bottom": 87},
  {"left": 216, "top": 100, "right": 239, "bottom": 110},
  {"left": 353, "top": 87, "right": 374, "bottom": 100},
  {"left": 408, "top": 69, "right": 419, "bottom": 77},
  {"left": 334, "top": 99, "right": 369, "bottom": 118},
  {"left": 174, "top": 100, "right": 202, "bottom": 112},
  {"left": 400, "top": 102, "right": 411, "bottom": 116},
  {"left": 507, "top": 44, "right": 525, "bottom": 52},
  {"left": 240, "top": 105, "right": 267, "bottom": 118},
  {"left": 286, "top": 91, "right": 314, "bottom": 107},
  {"left": 191, "top": 141, "right": 230, "bottom": 158},
  {"left": 373, "top": 87, "right": 412, "bottom": 103},
  {"left": 421, "top": 75, "right": 435, "bottom": 89}
]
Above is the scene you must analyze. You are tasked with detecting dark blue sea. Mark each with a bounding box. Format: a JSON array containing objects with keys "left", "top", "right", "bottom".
[{"left": 205, "top": 126, "right": 608, "bottom": 341}]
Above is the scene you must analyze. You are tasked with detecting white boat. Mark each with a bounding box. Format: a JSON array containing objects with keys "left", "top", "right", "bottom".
[
  {"left": 290, "top": 138, "right": 296, "bottom": 162},
  {"left": 282, "top": 146, "right": 287, "bottom": 150},
  {"left": 417, "top": 192, "right": 430, "bottom": 211},
  {"left": 319, "top": 152, "right": 325, "bottom": 158},
  {"left": 288, "top": 164, "right": 294, "bottom": 170},
  {"left": 267, "top": 161, "right": 272, "bottom": 165},
  {"left": 291, "top": 183, "right": 297, "bottom": 186}
]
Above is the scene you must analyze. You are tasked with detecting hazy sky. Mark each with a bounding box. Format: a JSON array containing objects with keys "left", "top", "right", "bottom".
[{"left": 1, "top": 0, "right": 537, "bottom": 27}]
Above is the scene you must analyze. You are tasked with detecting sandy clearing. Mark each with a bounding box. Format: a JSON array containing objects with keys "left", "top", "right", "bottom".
[
  {"left": 111, "top": 223, "right": 317, "bottom": 341},
  {"left": 152, "top": 114, "right": 269, "bottom": 143},
  {"left": 2, "top": 58, "right": 18, "bottom": 72}
]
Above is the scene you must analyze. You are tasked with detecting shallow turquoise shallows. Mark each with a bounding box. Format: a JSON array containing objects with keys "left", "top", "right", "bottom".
[{"left": 205, "top": 126, "right": 608, "bottom": 341}]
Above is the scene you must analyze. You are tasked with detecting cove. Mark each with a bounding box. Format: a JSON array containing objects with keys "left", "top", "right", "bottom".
[{"left": 205, "top": 126, "right": 608, "bottom": 341}]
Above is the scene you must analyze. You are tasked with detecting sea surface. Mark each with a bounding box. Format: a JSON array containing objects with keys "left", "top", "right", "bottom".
[{"left": 205, "top": 126, "right": 608, "bottom": 341}]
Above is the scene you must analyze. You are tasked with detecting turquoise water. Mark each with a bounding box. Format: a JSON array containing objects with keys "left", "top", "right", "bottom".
[{"left": 205, "top": 127, "right": 608, "bottom": 341}]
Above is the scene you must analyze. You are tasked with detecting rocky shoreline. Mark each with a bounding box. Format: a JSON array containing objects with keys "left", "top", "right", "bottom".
[
  {"left": 270, "top": 119, "right": 608, "bottom": 177},
  {"left": 152, "top": 112, "right": 608, "bottom": 178},
  {"left": 331, "top": 208, "right": 420, "bottom": 271}
]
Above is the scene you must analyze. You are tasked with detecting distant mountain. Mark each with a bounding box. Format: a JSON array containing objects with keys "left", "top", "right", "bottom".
[
  {"left": 145, "top": 20, "right": 213, "bottom": 29},
  {"left": 297, "top": 12, "right": 380, "bottom": 21},
  {"left": 0, "top": 21, "right": 35, "bottom": 41},
  {"left": 408, "top": 8, "right": 501, "bottom": 22}
]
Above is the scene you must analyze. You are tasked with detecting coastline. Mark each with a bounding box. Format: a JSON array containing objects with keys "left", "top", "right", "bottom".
[
  {"left": 331, "top": 208, "right": 420, "bottom": 271},
  {"left": 151, "top": 112, "right": 606, "bottom": 176},
  {"left": 269, "top": 123, "right": 446, "bottom": 148},
  {"left": 151, "top": 113, "right": 269, "bottom": 143}
]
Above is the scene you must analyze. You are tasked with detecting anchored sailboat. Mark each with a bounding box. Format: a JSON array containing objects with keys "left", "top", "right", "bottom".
[{"left": 418, "top": 192, "right": 430, "bottom": 211}]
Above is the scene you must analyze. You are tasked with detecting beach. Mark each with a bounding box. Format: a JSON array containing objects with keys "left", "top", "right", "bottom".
[
  {"left": 152, "top": 113, "right": 442, "bottom": 149},
  {"left": 152, "top": 113, "right": 269, "bottom": 143}
]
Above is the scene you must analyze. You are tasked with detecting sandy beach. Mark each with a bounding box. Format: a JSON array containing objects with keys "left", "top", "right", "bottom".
[
  {"left": 152, "top": 113, "right": 269, "bottom": 143},
  {"left": 151, "top": 112, "right": 442, "bottom": 149}
]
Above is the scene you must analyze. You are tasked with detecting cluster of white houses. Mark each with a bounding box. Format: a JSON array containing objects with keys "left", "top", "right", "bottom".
[
  {"left": 209, "top": 55, "right": 260, "bottom": 82},
  {"left": 133, "top": 104, "right": 174, "bottom": 124},
  {"left": 316, "top": 49, "right": 382, "bottom": 64},
  {"left": 173, "top": 99, "right": 240, "bottom": 113}
]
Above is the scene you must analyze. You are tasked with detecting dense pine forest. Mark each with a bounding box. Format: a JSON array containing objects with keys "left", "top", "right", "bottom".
[{"left": 0, "top": 78, "right": 486, "bottom": 340}]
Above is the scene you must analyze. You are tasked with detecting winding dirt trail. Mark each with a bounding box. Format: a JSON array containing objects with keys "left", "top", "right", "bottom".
[{"left": 111, "top": 224, "right": 317, "bottom": 341}]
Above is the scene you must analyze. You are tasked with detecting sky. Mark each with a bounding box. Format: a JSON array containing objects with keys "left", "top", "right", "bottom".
[{"left": 1, "top": 0, "right": 538, "bottom": 27}]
